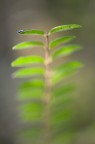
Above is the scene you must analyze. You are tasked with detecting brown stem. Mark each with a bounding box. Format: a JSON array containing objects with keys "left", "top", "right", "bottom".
[{"left": 43, "top": 33, "right": 52, "bottom": 143}]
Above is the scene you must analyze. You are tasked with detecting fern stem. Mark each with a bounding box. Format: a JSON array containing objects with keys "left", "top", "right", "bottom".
[{"left": 43, "top": 32, "right": 52, "bottom": 143}]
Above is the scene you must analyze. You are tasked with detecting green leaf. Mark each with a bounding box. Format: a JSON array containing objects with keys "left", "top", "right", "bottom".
[
  {"left": 52, "top": 85, "right": 75, "bottom": 112},
  {"left": 52, "top": 45, "right": 82, "bottom": 59},
  {"left": 51, "top": 108, "right": 72, "bottom": 127},
  {"left": 18, "top": 88, "right": 44, "bottom": 100},
  {"left": 12, "top": 41, "right": 44, "bottom": 50},
  {"left": 51, "top": 131, "right": 75, "bottom": 144},
  {"left": 50, "top": 36, "right": 75, "bottom": 48},
  {"left": 12, "top": 67, "right": 45, "bottom": 78},
  {"left": 20, "top": 102, "right": 43, "bottom": 121},
  {"left": 53, "top": 84, "right": 75, "bottom": 98},
  {"left": 11, "top": 56, "right": 44, "bottom": 67},
  {"left": 20, "top": 79, "right": 44, "bottom": 89},
  {"left": 53, "top": 61, "right": 83, "bottom": 83},
  {"left": 49, "top": 24, "right": 82, "bottom": 35},
  {"left": 18, "top": 29, "right": 45, "bottom": 35},
  {"left": 18, "top": 80, "right": 45, "bottom": 100},
  {"left": 19, "top": 128, "right": 43, "bottom": 141}
]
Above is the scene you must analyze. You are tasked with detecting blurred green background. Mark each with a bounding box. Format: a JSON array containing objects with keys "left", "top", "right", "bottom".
[{"left": 0, "top": 0, "right": 95, "bottom": 144}]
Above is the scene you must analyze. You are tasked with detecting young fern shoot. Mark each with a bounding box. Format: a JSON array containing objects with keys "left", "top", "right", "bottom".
[{"left": 11, "top": 24, "right": 82, "bottom": 144}]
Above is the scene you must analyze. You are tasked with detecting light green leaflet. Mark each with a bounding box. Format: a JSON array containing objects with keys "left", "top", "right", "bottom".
[
  {"left": 52, "top": 84, "right": 75, "bottom": 108},
  {"left": 49, "top": 24, "right": 82, "bottom": 35},
  {"left": 52, "top": 45, "right": 82, "bottom": 59},
  {"left": 50, "top": 36, "right": 76, "bottom": 48},
  {"left": 53, "top": 84, "right": 76, "bottom": 97},
  {"left": 18, "top": 80, "right": 45, "bottom": 100},
  {"left": 51, "top": 131, "right": 74, "bottom": 144},
  {"left": 20, "top": 103, "right": 43, "bottom": 121},
  {"left": 20, "top": 79, "right": 44, "bottom": 89},
  {"left": 19, "top": 128, "right": 43, "bottom": 140},
  {"left": 18, "top": 29, "right": 45, "bottom": 36},
  {"left": 51, "top": 108, "right": 72, "bottom": 128},
  {"left": 53, "top": 61, "right": 83, "bottom": 83},
  {"left": 13, "top": 41, "right": 44, "bottom": 50},
  {"left": 18, "top": 88, "right": 44, "bottom": 100},
  {"left": 12, "top": 67, "right": 45, "bottom": 78},
  {"left": 11, "top": 56, "right": 44, "bottom": 67}
]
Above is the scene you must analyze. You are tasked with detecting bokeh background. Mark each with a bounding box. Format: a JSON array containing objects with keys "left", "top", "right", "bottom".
[{"left": 0, "top": 0, "right": 95, "bottom": 144}]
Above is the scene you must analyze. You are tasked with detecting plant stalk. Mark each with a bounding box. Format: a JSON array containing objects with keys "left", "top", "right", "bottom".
[{"left": 43, "top": 32, "right": 52, "bottom": 143}]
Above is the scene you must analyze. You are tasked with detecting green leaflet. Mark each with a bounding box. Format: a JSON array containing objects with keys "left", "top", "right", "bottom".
[
  {"left": 51, "top": 131, "right": 75, "bottom": 144},
  {"left": 11, "top": 56, "right": 44, "bottom": 67},
  {"left": 52, "top": 45, "right": 82, "bottom": 59},
  {"left": 51, "top": 86, "right": 75, "bottom": 130},
  {"left": 53, "top": 84, "right": 75, "bottom": 97},
  {"left": 50, "top": 36, "right": 76, "bottom": 48},
  {"left": 19, "top": 128, "right": 43, "bottom": 140},
  {"left": 51, "top": 108, "right": 72, "bottom": 127},
  {"left": 18, "top": 29, "right": 45, "bottom": 36},
  {"left": 51, "top": 101, "right": 73, "bottom": 133},
  {"left": 53, "top": 61, "right": 83, "bottom": 84},
  {"left": 13, "top": 41, "right": 44, "bottom": 50},
  {"left": 20, "top": 102, "right": 43, "bottom": 121},
  {"left": 20, "top": 79, "right": 44, "bottom": 89},
  {"left": 18, "top": 88, "right": 44, "bottom": 100},
  {"left": 12, "top": 67, "right": 45, "bottom": 78},
  {"left": 49, "top": 24, "right": 82, "bottom": 35},
  {"left": 52, "top": 85, "right": 75, "bottom": 105},
  {"left": 18, "top": 80, "right": 45, "bottom": 100}
]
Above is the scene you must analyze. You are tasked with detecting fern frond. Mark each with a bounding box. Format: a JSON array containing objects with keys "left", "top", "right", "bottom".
[{"left": 11, "top": 25, "right": 82, "bottom": 144}]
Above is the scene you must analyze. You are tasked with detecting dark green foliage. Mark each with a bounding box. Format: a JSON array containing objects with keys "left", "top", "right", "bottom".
[{"left": 11, "top": 24, "right": 82, "bottom": 144}]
